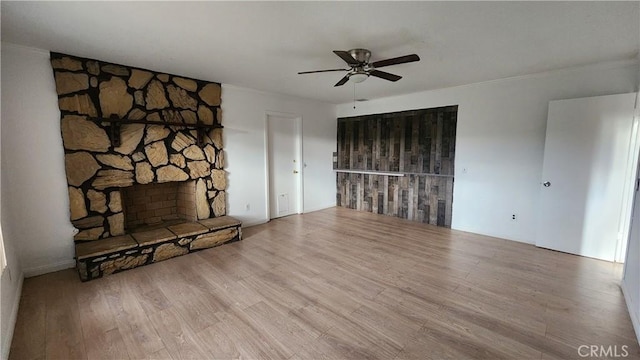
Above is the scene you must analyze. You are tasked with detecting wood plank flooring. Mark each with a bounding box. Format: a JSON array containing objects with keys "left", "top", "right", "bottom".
[{"left": 9, "top": 207, "right": 640, "bottom": 359}]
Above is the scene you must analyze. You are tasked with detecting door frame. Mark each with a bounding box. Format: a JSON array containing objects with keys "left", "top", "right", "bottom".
[
  {"left": 264, "top": 111, "right": 304, "bottom": 220},
  {"left": 616, "top": 95, "right": 640, "bottom": 262}
]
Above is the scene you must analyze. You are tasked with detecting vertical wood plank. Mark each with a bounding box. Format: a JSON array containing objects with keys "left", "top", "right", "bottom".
[
  {"left": 418, "top": 114, "right": 425, "bottom": 174},
  {"left": 437, "top": 200, "right": 446, "bottom": 226},
  {"left": 399, "top": 116, "right": 406, "bottom": 172},
  {"left": 441, "top": 112, "right": 451, "bottom": 175},
  {"left": 449, "top": 112, "right": 457, "bottom": 175},
  {"left": 428, "top": 178, "right": 438, "bottom": 224},
  {"left": 412, "top": 175, "right": 419, "bottom": 221},
  {"left": 337, "top": 120, "right": 345, "bottom": 169},
  {"left": 407, "top": 179, "right": 414, "bottom": 221},
  {"left": 357, "top": 174, "right": 362, "bottom": 211},
  {"left": 435, "top": 112, "right": 443, "bottom": 174},
  {"left": 372, "top": 175, "right": 378, "bottom": 214},
  {"left": 411, "top": 116, "right": 419, "bottom": 173},
  {"left": 393, "top": 120, "right": 402, "bottom": 172},
  {"left": 374, "top": 118, "right": 381, "bottom": 170},
  {"left": 347, "top": 121, "right": 354, "bottom": 169},
  {"left": 392, "top": 180, "right": 399, "bottom": 216},
  {"left": 337, "top": 173, "right": 342, "bottom": 207},
  {"left": 357, "top": 119, "right": 364, "bottom": 169},
  {"left": 445, "top": 177, "right": 454, "bottom": 227},
  {"left": 344, "top": 174, "right": 351, "bottom": 208},
  {"left": 383, "top": 176, "right": 389, "bottom": 215},
  {"left": 351, "top": 176, "right": 358, "bottom": 209},
  {"left": 388, "top": 118, "right": 395, "bottom": 172}
]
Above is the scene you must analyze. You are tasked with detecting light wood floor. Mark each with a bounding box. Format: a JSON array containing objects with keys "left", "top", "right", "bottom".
[{"left": 9, "top": 207, "right": 640, "bottom": 359}]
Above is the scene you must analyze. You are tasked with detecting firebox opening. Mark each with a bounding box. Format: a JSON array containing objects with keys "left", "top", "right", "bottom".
[{"left": 121, "top": 181, "right": 197, "bottom": 232}]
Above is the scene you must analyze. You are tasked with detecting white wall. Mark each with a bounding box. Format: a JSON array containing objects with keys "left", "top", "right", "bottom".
[
  {"left": 337, "top": 61, "right": 638, "bottom": 244},
  {"left": 222, "top": 85, "right": 336, "bottom": 226},
  {"left": 1, "top": 43, "right": 76, "bottom": 278}
]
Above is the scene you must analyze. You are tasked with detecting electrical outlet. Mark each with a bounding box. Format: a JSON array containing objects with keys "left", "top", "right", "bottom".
[{"left": 511, "top": 214, "right": 517, "bottom": 222}]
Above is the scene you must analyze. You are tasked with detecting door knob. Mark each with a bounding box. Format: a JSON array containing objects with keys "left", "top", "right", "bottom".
[
  {"left": 293, "top": 170, "right": 299, "bottom": 174},
  {"left": 543, "top": 181, "right": 551, "bottom": 187}
]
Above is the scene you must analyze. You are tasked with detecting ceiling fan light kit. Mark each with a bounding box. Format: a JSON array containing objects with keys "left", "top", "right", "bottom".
[
  {"left": 298, "top": 48, "right": 420, "bottom": 87},
  {"left": 349, "top": 72, "right": 369, "bottom": 83}
]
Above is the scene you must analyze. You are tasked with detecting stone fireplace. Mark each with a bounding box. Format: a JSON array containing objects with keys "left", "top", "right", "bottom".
[{"left": 50, "top": 52, "right": 241, "bottom": 281}]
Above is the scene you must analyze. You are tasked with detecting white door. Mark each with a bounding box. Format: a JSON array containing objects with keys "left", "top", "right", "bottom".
[
  {"left": 267, "top": 114, "right": 301, "bottom": 219},
  {"left": 536, "top": 93, "right": 636, "bottom": 261}
]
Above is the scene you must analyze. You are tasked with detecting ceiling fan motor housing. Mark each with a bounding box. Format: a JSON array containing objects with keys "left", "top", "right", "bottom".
[{"left": 348, "top": 49, "right": 371, "bottom": 64}]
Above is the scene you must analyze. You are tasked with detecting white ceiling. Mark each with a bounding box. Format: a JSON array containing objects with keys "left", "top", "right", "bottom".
[{"left": 2, "top": 1, "right": 638, "bottom": 104}]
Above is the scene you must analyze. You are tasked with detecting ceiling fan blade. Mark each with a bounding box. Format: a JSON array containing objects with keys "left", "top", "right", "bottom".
[
  {"left": 333, "top": 50, "right": 359, "bottom": 66},
  {"left": 371, "top": 54, "right": 420, "bottom": 68},
  {"left": 298, "top": 68, "right": 349, "bottom": 75},
  {"left": 334, "top": 75, "right": 350, "bottom": 87},
  {"left": 370, "top": 70, "right": 402, "bottom": 82}
]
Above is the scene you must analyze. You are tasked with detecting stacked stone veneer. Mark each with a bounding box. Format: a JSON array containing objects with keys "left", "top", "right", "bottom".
[{"left": 50, "top": 52, "right": 227, "bottom": 242}]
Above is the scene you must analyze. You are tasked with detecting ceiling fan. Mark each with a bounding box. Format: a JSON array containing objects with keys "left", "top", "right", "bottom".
[{"left": 298, "top": 49, "right": 420, "bottom": 87}]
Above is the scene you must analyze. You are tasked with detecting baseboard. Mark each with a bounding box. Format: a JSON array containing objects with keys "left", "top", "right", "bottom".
[
  {"left": 450, "top": 225, "right": 535, "bottom": 245},
  {"left": 621, "top": 281, "right": 640, "bottom": 345},
  {"left": 236, "top": 205, "right": 335, "bottom": 229},
  {"left": 22, "top": 259, "right": 75, "bottom": 278},
  {"left": 303, "top": 203, "right": 336, "bottom": 214},
  {"left": 241, "top": 219, "right": 270, "bottom": 228},
  {"left": 2, "top": 272, "right": 23, "bottom": 360}
]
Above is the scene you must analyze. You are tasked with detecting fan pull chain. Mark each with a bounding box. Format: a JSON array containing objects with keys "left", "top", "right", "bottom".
[{"left": 353, "top": 82, "right": 356, "bottom": 110}]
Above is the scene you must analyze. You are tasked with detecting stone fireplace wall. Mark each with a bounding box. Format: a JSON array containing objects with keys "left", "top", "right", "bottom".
[{"left": 50, "top": 52, "right": 227, "bottom": 242}]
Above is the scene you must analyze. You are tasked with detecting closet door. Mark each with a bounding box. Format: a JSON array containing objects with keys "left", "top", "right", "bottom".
[{"left": 536, "top": 93, "right": 636, "bottom": 261}]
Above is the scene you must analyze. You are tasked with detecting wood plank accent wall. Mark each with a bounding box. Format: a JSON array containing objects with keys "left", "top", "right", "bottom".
[{"left": 336, "top": 106, "right": 458, "bottom": 227}]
